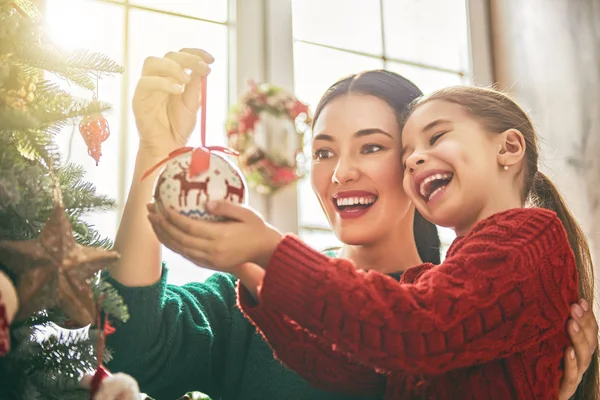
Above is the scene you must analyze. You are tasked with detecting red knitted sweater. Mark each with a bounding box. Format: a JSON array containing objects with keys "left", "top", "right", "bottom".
[{"left": 239, "top": 208, "right": 579, "bottom": 399}]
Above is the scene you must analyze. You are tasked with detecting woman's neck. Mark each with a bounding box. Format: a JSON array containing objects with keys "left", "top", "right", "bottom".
[{"left": 340, "top": 221, "right": 423, "bottom": 274}]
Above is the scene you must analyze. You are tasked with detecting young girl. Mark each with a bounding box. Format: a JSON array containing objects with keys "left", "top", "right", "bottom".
[{"left": 151, "top": 85, "right": 598, "bottom": 399}]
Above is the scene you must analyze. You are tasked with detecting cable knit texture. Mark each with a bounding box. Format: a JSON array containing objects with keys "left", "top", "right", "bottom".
[
  {"left": 240, "top": 208, "right": 579, "bottom": 399},
  {"left": 0, "top": 291, "right": 9, "bottom": 355}
]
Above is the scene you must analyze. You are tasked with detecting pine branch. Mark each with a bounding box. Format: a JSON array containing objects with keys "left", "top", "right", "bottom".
[
  {"left": 1, "top": 0, "right": 41, "bottom": 20},
  {"left": 0, "top": 81, "right": 113, "bottom": 133},
  {"left": 31, "top": 80, "right": 112, "bottom": 121},
  {"left": 9, "top": 42, "right": 123, "bottom": 91},
  {"left": 93, "top": 279, "right": 130, "bottom": 323},
  {"left": 0, "top": 108, "right": 41, "bottom": 131},
  {"left": 9, "top": 127, "right": 59, "bottom": 167},
  {"left": 0, "top": 151, "right": 115, "bottom": 244},
  {"left": 67, "top": 49, "right": 124, "bottom": 76}
]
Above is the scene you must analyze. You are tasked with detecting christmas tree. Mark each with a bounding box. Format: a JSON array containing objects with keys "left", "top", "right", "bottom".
[{"left": 0, "top": 0, "right": 130, "bottom": 398}]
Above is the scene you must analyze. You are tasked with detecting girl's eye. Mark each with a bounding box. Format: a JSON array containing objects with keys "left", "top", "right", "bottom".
[
  {"left": 313, "top": 148, "right": 334, "bottom": 160},
  {"left": 430, "top": 132, "right": 447, "bottom": 145},
  {"left": 361, "top": 144, "right": 384, "bottom": 154}
]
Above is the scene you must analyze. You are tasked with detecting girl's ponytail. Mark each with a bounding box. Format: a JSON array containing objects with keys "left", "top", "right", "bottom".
[{"left": 530, "top": 171, "right": 598, "bottom": 400}]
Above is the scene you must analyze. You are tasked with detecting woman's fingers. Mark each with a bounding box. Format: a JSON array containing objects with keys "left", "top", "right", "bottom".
[
  {"left": 179, "top": 48, "right": 215, "bottom": 64},
  {"left": 164, "top": 50, "right": 211, "bottom": 76},
  {"left": 141, "top": 56, "right": 190, "bottom": 83},
  {"left": 558, "top": 346, "right": 579, "bottom": 400},
  {"left": 136, "top": 76, "right": 185, "bottom": 97}
]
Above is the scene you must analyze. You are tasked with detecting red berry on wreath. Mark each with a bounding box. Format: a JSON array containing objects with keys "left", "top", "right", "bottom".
[{"left": 79, "top": 113, "right": 111, "bottom": 166}]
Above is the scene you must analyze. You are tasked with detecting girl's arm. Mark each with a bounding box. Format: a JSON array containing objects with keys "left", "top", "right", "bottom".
[
  {"left": 237, "top": 284, "right": 386, "bottom": 396},
  {"left": 258, "top": 208, "right": 578, "bottom": 375}
]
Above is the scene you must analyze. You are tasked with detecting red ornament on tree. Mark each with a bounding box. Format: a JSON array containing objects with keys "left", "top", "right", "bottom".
[
  {"left": 79, "top": 113, "right": 110, "bottom": 166},
  {"left": 88, "top": 297, "right": 117, "bottom": 399}
]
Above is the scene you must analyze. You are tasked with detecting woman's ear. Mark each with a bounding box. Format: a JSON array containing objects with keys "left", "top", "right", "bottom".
[{"left": 497, "top": 128, "right": 526, "bottom": 168}]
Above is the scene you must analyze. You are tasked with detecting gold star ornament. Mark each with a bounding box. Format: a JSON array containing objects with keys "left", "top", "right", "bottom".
[{"left": 0, "top": 203, "right": 120, "bottom": 327}]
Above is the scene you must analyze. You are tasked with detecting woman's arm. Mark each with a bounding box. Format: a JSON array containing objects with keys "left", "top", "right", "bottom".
[
  {"left": 109, "top": 48, "right": 212, "bottom": 286},
  {"left": 105, "top": 271, "right": 238, "bottom": 400}
]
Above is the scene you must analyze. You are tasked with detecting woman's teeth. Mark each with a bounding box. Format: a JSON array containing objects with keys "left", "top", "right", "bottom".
[{"left": 336, "top": 196, "right": 376, "bottom": 208}]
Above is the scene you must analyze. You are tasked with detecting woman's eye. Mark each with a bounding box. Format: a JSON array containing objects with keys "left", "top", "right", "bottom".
[
  {"left": 313, "top": 149, "right": 334, "bottom": 160},
  {"left": 362, "top": 144, "right": 384, "bottom": 154},
  {"left": 430, "top": 132, "right": 447, "bottom": 145}
]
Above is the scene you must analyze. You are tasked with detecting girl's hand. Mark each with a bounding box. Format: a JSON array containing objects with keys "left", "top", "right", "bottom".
[
  {"left": 147, "top": 201, "right": 282, "bottom": 272},
  {"left": 558, "top": 299, "right": 598, "bottom": 400},
  {"left": 132, "top": 48, "right": 214, "bottom": 158}
]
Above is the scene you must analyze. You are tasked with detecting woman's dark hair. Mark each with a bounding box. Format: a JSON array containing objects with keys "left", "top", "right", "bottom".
[{"left": 313, "top": 70, "right": 441, "bottom": 264}]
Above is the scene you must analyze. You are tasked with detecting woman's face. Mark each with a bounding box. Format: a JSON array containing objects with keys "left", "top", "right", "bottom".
[{"left": 310, "top": 94, "right": 414, "bottom": 245}]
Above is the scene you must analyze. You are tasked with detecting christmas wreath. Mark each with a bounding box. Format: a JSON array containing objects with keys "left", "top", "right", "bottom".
[{"left": 225, "top": 81, "right": 312, "bottom": 194}]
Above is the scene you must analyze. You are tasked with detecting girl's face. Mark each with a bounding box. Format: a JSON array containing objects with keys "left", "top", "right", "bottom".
[
  {"left": 310, "top": 94, "right": 414, "bottom": 246},
  {"left": 401, "top": 100, "right": 508, "bottom": 235}
]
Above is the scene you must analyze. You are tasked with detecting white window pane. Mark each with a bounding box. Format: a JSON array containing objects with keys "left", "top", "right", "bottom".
[
  {"left": 293, "top": 42, "right": 384, "bottom": 109},
  {"left": 293, "top": 43, "right": 383, "bottom": 228},
  {"left": 129, "top": 0, "right": 227, "bottom": 22},
  {"left": 126, "top": 9, "right": 229, "bottom": 284},
  {"left": 438, "top": 226, "right": 456, "bottom": 245},
  {"left": 298, "top": 173, "right": 330, "bottom": 227},
  {"left": 45, "top": 0, "right": 125, "bottom": 240},
  {"left": 162, "top": 248, "right": 216, "bottom": 285},
  {"left": 298, "top": 229, "right": 342, "bottom": 252},
  {"left": 383, "top": 0, "right": 469, "bottom": 72},
  {"left": 387, "top": 62, "right": 464, "bottom": 94},
  {"left": 292, "top": 0, "right": 382, "bottom": 54}
]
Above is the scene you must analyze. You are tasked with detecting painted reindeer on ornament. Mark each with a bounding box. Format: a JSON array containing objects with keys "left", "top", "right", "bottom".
[
  {"left": 224, "top": 179, "right": 244, "bottom": 203},
  {"left": 172, "top": 162, "right": 211, "bottom": 207}
]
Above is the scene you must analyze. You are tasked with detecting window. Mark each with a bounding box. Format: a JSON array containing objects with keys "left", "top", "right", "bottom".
[
  {"left": 44, "top": 0, "right": 491, "bottom": 284},
  {"left": 45, "top": 0, "right": 230, "bottom": 284},
  {"left": 292, "top": 0, "right": 475, "bottom": 255}
]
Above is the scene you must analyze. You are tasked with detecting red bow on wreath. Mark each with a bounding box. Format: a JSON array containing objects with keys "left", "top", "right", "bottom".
[{"left": 142, "top": 76, "right": 239, "bottom": 180}]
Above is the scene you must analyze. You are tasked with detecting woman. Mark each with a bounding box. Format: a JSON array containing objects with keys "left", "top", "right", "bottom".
[{"left": 107, "top": 48, "right": 596, "bottom": 400}]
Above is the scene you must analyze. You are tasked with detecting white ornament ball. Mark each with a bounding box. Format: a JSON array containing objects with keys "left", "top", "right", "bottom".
[{"left": 154, "top": 151, "right": 247, "bottom": 221}]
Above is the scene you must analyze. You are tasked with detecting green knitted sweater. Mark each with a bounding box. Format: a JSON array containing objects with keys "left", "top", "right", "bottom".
[{"left": 105, "top": 267, "right": 381, "bottom": 400}]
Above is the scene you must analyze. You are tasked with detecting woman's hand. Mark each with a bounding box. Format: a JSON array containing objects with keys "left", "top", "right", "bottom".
[
  {"left": 558, "top": 299, "right": 598, "bottom": 400},
  {"left": 110, "top": 48, "right": 213, "bottom": 286},
  {"left": 133, "top": 48, "right": 214, "bottom": 158},
  {"left": 147, "top": 201, "right": 282, "bottom": 272}
]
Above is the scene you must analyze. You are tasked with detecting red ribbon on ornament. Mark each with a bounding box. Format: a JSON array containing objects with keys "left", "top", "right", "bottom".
[{"left": 142, "top": 76, "right": 239, "bottom": 181}]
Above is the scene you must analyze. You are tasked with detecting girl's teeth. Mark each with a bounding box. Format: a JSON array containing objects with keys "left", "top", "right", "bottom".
[
  {"left": 428, "top": 186, "right": 445, "bottom": 201},
  {"left": 419, "top": 173, "right": 453, "bottom": 198}
]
